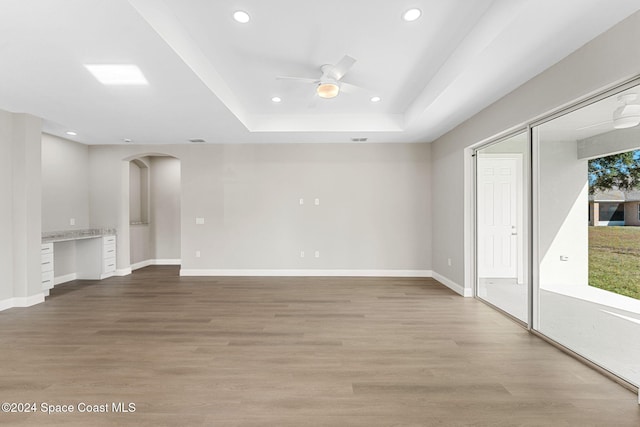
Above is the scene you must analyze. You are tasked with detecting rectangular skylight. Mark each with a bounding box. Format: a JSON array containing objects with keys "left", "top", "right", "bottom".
[{"left": 84, "top": 64, "right": 148, "bottom": 85}]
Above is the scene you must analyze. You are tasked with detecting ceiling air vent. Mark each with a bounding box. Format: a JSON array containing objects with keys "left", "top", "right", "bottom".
[
  {"left": 351, "top": 137, "right": 368, "bottom": 142},
  {"left": 188, "top": 138, "right": 206, "bottom": 143}
]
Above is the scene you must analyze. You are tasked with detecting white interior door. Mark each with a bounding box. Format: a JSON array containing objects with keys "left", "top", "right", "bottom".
[{"left": 477, "top": 156, "right": 519, "bottom": 278}]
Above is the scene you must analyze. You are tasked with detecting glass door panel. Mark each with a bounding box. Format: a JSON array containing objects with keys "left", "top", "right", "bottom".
[
  {"left": 476, "top": 132, "right": 529, "bottom": 322},
  {"left": 534, "top": 84, "right": 640, "bottom": 386}
]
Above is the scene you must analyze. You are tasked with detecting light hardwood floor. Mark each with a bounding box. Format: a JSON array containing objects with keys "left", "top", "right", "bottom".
[{"left": 1, "top": 266, "right": 638, "bottom": 426}]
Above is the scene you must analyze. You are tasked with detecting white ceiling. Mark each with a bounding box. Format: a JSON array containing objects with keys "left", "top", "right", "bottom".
[{"left": 1, "top": 0, "right": 639, "bottom": 145}]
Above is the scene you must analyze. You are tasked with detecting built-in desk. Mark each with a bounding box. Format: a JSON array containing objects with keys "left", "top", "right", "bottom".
[{"left": 41, "top": 229, "right": 117, "bottom": 293}]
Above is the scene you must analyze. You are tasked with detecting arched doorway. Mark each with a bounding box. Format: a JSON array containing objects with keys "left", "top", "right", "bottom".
[{"left": 127, "top": 154, "right": 181, "bottom": 270}]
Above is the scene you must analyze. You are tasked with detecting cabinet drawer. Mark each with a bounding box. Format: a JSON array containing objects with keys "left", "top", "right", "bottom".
[
  {"left": 103, "top": 258, "right": 116, "bottom": 273},
  {"left": 41, "top": 253, "right": 54, "bottom": 272},
  {"left": 103, "top": 243, "right": 116, "bottom": 258},
  {"left": 103, "top": 235, "right": 116, "bottom": 246},
  {"left": 41, "top": 270, "right": 54, "bottom": 289},
  {"left": 41, "top": 243, "right": 53, "bottom": 255}
]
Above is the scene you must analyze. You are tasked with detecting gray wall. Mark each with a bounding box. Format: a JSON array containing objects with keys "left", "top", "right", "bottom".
[
  {"left": 430, "top": 11, "right": 640, "bottom": 290},
  {"left": 41, "top": 134, "right": 90, "bottom": 278},
  {"left": 41, "top": 133, "right": 90, "bottom": 232},
  {"left": 88, "top": 143, "right": 432, "bottom": 274},
  {"left": 130, "top": 224, "right": 151, "bottom": 265},
  {"left": 150, "top": 156, "right": 181, "bottom": 260}
]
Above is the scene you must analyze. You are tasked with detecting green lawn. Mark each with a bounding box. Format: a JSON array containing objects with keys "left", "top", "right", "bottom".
[{"left": 589, "top": 226, "right": 640, "bottom": 300}]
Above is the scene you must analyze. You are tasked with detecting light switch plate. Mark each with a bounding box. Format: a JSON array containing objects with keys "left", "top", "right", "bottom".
[{"left": 196, "top": 217, "right": 205, "bottom": 225}]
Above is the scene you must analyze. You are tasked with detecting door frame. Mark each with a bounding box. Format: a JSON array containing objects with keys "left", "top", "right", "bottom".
[{"left": 469, "top": 130, "right": 530, "bottom": 327}]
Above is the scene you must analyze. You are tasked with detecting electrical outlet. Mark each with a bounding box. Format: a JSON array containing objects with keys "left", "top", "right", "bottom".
[
  {"left": 195, "top": 217, "right": 205, "bottom": 225},
  {"left": 447, "top": 258, "right": 452, "bottom": 266},
  {"left": 195, "top": 251, "right": 201, "bottom": 258},
  {"left": 315, "top": 251, "right": 320, "bottom": 258},
  {"left": 314, "top": 198, "right": 320, "bottom": 206},
  {"left": 299, "top": 198, "right": 304, "bottom": 205},
  {"left": 300, "top": 251, "right": 305, "bottom": 258},
  {"left": 69, "top": 218, "right": 75, "bottom": 226}
]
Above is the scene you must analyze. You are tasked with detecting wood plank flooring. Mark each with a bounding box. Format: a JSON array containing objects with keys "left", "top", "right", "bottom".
[{"left": 1, "top": 266, "right": 638, "bottom": 426}]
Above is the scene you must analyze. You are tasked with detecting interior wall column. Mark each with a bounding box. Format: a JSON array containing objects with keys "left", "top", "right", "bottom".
[{"left": 10, "top": 113, "right": 44, "bottom": 302}]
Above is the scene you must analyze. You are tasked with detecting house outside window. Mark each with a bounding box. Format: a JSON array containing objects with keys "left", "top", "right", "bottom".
[{"left": 598, "top": 202, "right": 624, "bottom": 225}]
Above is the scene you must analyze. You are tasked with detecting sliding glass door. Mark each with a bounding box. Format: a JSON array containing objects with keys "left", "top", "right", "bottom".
[
  {"left": 475, "top": 132, "right": 529, "bottom": 323},
  {"left": 533, "top": 84, "right": 640, "bottom": 387}
]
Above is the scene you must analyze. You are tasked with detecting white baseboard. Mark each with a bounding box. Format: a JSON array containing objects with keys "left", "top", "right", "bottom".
[
  {"left": 131, "top": 260, "right": 153, "bottom": 271},
  {"left": 156, "top": 259, "right": 181, "bottom": 265},
  {"left": 116, "top": 267, "right": 132, "bottom": 276},
  {"left": 179, "top": 269, "right": 433, "bottom": 277},
  {"left": 132, "top": 259, "right": 182, "bottom": 271},
  {"left": 54, "top": 273, "right": 77, "bottom": 286},
  {"left": 431, "top": 271, "right": 473, "bottom": 297},
  {"left": 0, "top": 293, "right": 46, "bottom": 312}
]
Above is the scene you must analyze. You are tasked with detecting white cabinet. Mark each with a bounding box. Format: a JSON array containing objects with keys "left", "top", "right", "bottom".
[
  {"left": 76, "top": 235, "right": 117, "bottom": 280},
  {"left": 101, "top": 235, "right": 117, "bottom": 279},
  {"left": 41, "top": 243, "right": 54, "bottom": 290},
  {"left": 41, "top": 230, "right": 117, "bottom": 288}
]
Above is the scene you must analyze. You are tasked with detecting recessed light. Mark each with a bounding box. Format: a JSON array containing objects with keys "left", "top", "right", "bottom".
[
  {"left": 370, "top": 96, "right": 381, "bottom": 103},
  {"left": 233, "top": 10, "right": 250, "bottom": 23},
  {"left": 402, "top": 8, "right": 422, "bottom": 22},
  {"left": 84, "top": 64, "right": 148, "bottom": 85},
  {"left": 66, "top": 131, "right": 77, "bottom": 136},
  {"left": 271, "top": 96, "right": 282, "bottom": 103}
]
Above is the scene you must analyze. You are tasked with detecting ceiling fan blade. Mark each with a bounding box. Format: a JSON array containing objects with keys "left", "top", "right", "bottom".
[
  {"left": 276, "top": 76, "right": 318, "bottom": 83},
  {"left": 575, "top": 120, "right": 612, "bottom": 131},
  {"left": 331, "top": 55, "right": 356, "bottom": 80},
  {"left": 340, "top": 81, "right": 367, "bottom": 94}
]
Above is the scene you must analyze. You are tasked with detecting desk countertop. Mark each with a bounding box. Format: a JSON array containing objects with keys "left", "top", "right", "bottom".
[{"left": 42, "top": 228, "right": 116, "bottom": 243}]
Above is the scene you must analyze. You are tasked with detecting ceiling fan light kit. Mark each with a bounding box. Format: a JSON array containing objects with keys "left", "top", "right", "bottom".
[
  {"left": 613, "top": 93, "right": 640, "bottom": 129},
  {"left": 317, "top": 82, "right": 340, "bottom": 99}
]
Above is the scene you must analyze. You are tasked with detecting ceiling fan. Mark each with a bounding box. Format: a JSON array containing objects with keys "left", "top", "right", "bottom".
[
  {"left": 276, "top": 55, "right": 360, "bottom": 99},
  {"left": 576, "top": 93, "right": 640, "bottom": 131}
]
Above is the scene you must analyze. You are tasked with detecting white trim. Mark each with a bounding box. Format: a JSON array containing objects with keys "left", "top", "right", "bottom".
[
  {"left": 0, "top": 293, "right": 46, "bottom": 312},
  {"left": 131, "top": 260, "right": 153, "bottom": 271},
  {"left": 155, "top": 258, "right": 181, "bottom": 265},
  {"left": 116, "top": 267, "right": 132, "bottom": 276},
  {"left": 464, "top": 146, "right": 475, "bottom": 299},
  {"left": 54, "top": 273, "right": 77, "bottom": 286},
  {"left": 179, "top": 269, "right": 433, "bottom": 278},
  {"left": 132, "top": 259, "right": 182, "bottom": 271},
  {"left": 431, "top": 271, "right": 473, "bottom": 297}
]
